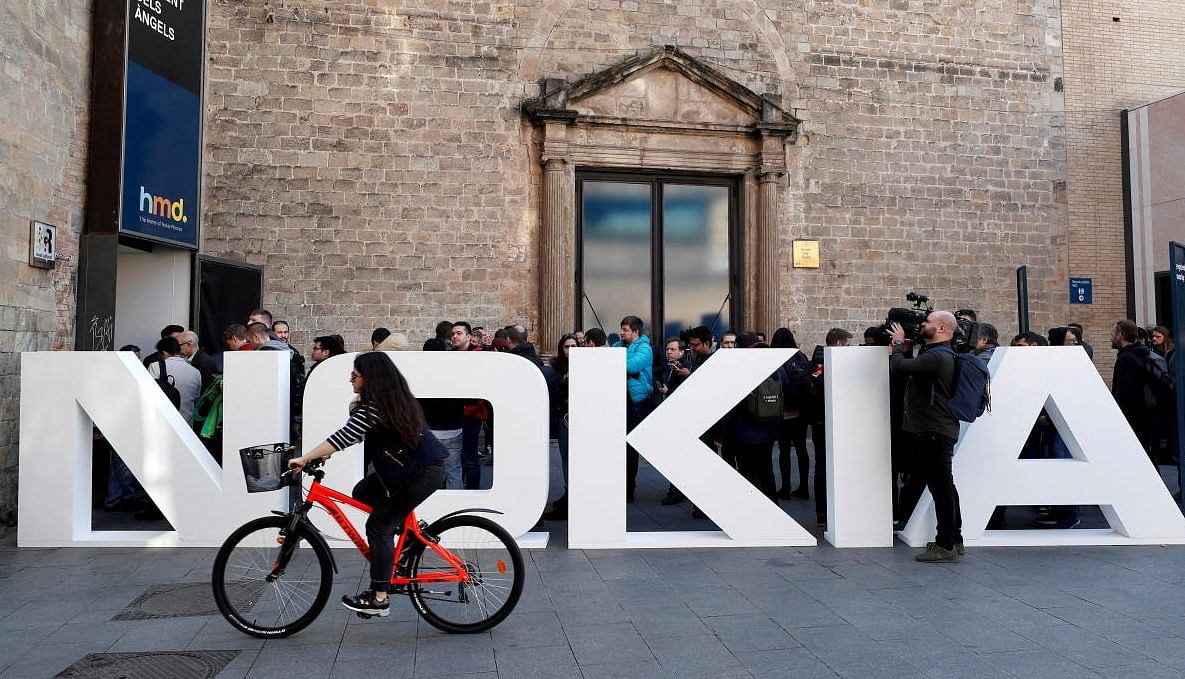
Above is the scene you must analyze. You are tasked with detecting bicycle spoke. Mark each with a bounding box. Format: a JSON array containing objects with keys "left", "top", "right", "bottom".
[
  {"left": 214, "top": 519, "right": 332, "bottom": 637},
  {"left": 408, "top": 517, "right": 523, "bottom": 633}
]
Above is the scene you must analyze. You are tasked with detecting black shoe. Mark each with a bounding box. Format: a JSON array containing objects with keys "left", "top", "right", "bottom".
[
  {"left": 342, "top": 590, "right": 390, "bottom": 617},
  {"left": 926, "top": 540, "right": 966, "bottom": 556},
  {"left": 661, "top": 494, "right": 684, "bottom": 506}
]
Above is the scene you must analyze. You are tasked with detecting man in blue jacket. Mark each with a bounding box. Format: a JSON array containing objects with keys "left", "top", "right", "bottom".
[{"left": 614, "top": 315, "right": 653, "bottom": 502}]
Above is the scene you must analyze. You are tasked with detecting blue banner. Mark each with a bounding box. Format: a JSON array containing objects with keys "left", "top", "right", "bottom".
[
  {"left": 119, "top": 0, "right": 204, "bottom": 249},
  {"left": 120, "top": 61, "right": 201, "bottom": 247}
]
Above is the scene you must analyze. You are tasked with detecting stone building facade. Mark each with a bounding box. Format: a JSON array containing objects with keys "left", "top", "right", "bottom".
[
  {"left": 200, "top": 0, "right": 1070, "bottom": 354},
  {"left": 1, "top": 0, "right": 1183, "bottom": 532},
  {"left": 1061, "top": 0, "right": 1185, "bottom": 376},
  {"left": 0, "top": 2, "right": 91, "bottom": 528}
]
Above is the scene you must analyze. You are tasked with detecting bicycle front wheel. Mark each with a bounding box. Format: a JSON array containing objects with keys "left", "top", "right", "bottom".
[
  {"left": 211, "top": 516, "right": 333, "bottom": 638},
  {"left": 407, "top": 514, "right": 524, "bottom": 633}
]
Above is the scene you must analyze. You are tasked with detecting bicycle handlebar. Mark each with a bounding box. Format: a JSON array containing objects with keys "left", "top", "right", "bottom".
[{"left": 282, "top": 459, "right": 325, "bottom": 483}]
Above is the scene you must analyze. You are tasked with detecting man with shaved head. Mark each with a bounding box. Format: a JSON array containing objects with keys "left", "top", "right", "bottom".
[{"left": 889, "top": 310, "right": 964, "bottom": 563}]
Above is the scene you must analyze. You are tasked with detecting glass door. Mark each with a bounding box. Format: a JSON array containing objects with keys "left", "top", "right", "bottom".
[{"left": 578, "top": 173, "right": 737, "bottom": 344}]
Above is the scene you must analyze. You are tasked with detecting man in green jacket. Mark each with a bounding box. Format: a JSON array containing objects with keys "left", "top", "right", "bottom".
[{"left": 614, "top": 315, "right": 653, "bottom": 502}]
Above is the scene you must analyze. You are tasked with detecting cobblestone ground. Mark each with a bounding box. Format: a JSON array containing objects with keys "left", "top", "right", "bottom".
[{"left": 5, "top": 448, "right": 1185, "bottom": 679}]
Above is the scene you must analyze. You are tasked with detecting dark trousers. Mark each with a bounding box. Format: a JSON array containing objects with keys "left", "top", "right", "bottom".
[
  {"left": 461, "top": 418, "right": 483, "bottom": 490},
  {"left": 811, "top": 421, "right": 827, "bottom": 518},
  {"left": 777, "top": 418, "right": 809, "bottom": 492},
  {"left": 733, "top": 441, "right": 777, "bottom": 500},
  {"left": 626, "top": 398, "right": 649, "bottom": 500},
  {"left": 352, "top": 460, "right": 447, "bottom": 593},
  {"left": 916, "top": 432, "right": 962, "bottom": 549},
  {"left": 894, "top": 432, "right": 925, "bottom": 523}
]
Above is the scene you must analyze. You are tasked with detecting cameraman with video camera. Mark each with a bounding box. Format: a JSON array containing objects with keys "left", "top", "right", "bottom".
[{"left": 889, "top": 310, "right": 964, "bottom": 563}]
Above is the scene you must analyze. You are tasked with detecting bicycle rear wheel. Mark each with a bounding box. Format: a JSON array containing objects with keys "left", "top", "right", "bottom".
[
  {"left": 407, "top": 515, "right": 524, "bottom": 633},
  {"left": 211, "top": 516, "right": 333, "bottom": 638}
]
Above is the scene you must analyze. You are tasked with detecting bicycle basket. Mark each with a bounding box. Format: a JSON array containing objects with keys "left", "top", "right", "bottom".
[{"left": 239, "top": 443, "right": 296, "bottom": 493}]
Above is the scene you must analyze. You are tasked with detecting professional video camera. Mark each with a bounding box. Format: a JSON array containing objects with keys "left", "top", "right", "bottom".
[{"left": 882, "top": 292, "right": 978, "bottom": 352}]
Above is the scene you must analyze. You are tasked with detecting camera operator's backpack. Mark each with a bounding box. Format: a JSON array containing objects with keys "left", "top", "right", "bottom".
[
  {"left": 931, "top": 345, "right": 990, "bottom": 422},
  {"left": 746, "top": 374, "right": 785, "bottom": 423}
]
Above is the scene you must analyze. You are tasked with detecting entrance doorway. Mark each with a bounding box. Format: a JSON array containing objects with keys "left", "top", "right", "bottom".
[{"left": 577, "top": 172, "right": 739, "bottom": 344}]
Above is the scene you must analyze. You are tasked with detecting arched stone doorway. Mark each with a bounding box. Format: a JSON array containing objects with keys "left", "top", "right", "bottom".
[{"left": 524, "top": 46, "right": 799, "bottom": 348}]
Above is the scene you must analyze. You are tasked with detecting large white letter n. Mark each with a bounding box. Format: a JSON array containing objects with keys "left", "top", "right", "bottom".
[{"left": 567, "top": 347, "right": 816, "bottom": 548}]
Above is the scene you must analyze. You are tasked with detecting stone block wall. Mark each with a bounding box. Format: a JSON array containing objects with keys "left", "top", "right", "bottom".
[
  {"left": 202, "top": 0, "right": 1070, "bottom": 355},
  {"left": 1061, "top": 0, "right": 1185, "bottom": 376},
  {"left": 0, "top": 3, "right": 91, "bottom": 532}
]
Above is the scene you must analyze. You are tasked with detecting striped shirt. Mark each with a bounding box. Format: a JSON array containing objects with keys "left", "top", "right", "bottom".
[{"left": 327, "top": 402, "right": 382, "bottom": 451}]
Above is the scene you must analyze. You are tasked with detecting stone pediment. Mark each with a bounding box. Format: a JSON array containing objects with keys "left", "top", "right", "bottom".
[{"left": 525, "top": 46, "right": 798, "bottom": 133}]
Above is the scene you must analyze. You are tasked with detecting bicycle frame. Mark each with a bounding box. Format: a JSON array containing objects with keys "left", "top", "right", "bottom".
[{"left": 303, "top": 479, "right": 471, "bottom": 587}]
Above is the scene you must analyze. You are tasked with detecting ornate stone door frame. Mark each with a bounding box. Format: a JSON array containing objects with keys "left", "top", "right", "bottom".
[{"left": 524, "top": 46, "right": 799, "bottom": 349}]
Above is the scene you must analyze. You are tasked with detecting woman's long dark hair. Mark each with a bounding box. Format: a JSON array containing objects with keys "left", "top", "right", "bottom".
[
  {"left": 770, "top": 327, "right": 798, "bottom": 349},
  {"left": 355, "top": 352, "right": 424, "bottom": 445},
  {"left": 551, "top": 333, "right": 576, "bottom": 376}
]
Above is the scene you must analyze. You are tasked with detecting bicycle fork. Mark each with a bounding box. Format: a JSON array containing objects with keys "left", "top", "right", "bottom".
[{"left": 267, "top": 505, "right": 312, "bottom": 581}]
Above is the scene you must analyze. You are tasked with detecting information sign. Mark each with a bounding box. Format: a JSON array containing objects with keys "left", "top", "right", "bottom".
[{"left": 1070, "top": 277, "right": 1093, "bottom": 305}]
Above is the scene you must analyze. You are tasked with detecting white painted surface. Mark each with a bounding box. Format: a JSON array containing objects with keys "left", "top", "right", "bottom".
[
  {"left": 899, "top": 346, "right": 1185, "bottom": 547},
  {"left": 568, "top": 348, "right": 816, "bottom": 548},
  {"left": 114, "top": 245, "right": 191, "bottom": 351},
  {"left": 18, "top": 351, "right": 288, "bottom": 547},
  {"left": 824, "top": 346, "right": 893, "bottom": 548},
  {"left": 301, "top": 351, "right": 551, "bottom": 548}
]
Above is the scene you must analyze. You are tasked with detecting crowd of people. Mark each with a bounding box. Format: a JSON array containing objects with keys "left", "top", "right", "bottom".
[{"left": 95, "top": 307, "right": 1181, "bottom": 563}]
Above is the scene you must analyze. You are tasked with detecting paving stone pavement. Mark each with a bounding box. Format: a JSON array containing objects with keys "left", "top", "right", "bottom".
[{"left": 5, "top": 449, "right": 1185, "bottom": 679}]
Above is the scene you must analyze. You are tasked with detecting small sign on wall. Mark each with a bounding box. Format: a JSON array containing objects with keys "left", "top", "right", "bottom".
[
  {"left": 793, "top": 240, "right": 820, "bottom": 268},
  {"left": 29, "top": 221, "right": 57, "bottom": 269},
  {"left": 1070, "top": 277, "right": 1092, "bottom": 305}
]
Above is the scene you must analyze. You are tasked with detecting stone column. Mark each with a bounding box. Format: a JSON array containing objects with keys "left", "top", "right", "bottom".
[
  {"left": 754, "top": 170, "right": 782, "bottom": 338},
  {"left": 540, "top": 157, "right": 573, "bottom": 352}
]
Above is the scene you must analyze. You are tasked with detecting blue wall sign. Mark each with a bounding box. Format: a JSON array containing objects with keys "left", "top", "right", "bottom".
[
  {"left": 119, "top": 0, "right": 205, "bottom": 249},
  {"left": 1070, "top": 277, "right": 1093, "bottom": 305}
]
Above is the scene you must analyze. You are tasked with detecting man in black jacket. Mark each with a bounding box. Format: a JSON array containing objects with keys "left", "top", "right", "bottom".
[
  {"left": 1112, "top": 319, "right": 1173, "bottom": 459},
  {"left": 177, "top": 330, "right": 218, "bottom": 391},
  {"left": 889, "top": 311, "right": 963, "bottom": 563}
]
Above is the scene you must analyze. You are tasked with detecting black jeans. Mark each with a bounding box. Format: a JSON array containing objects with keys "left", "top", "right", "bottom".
[
  {"left": 811, "top": 421, "right": 827, "bottom": 518},
  {"left": 777, "top": 417, "right": 809, "bottom": 492},
  {"left": 460, "top": 418, "right": 483, "bottom": 490},
  {"left": 626, "top": 398, "right": 650, "bottom": 500},
  {"left": 733, "top": 440, "right": 777, "bottom": 500},
  {"left": 352, "top": 460, "right": 447, "bottom": 593},
  {"left": 916, "top": 432, "right": 962, "bottom": 549}
]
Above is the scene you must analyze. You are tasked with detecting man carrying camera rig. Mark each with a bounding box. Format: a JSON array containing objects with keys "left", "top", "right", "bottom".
[{"left": 889, "top": 310, "right": 964, "bottom": 563}]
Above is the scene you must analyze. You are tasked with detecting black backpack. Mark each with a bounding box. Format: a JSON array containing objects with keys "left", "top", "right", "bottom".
[
  {"left": 154, "top": 357, "right": 182, "bottom": 410},
  {"left": 1141, "top": 350, "right": 1174, "bottom": 410},
  {"left": 777, "top": 352, "right": 814, "bottom": 413},
  {"left": 746, "top": 374, "right": 785, "bottom": 422}
]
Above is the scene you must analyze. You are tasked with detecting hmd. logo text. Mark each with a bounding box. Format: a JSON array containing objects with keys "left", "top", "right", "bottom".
[{"left": 139, "top": 186, "right": 188, "bottom": 223}]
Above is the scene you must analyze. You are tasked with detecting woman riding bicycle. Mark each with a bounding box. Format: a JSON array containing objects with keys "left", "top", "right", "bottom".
[{"left": 288, "top": 351, "right": 447, "bottom": 617}]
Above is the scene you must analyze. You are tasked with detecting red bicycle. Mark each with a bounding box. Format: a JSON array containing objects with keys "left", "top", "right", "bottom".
[{"left": 211, "top": 450, "right": 524, "bottom": 638}]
